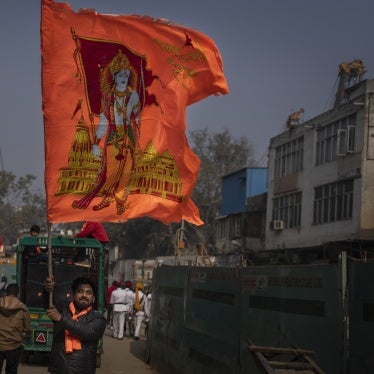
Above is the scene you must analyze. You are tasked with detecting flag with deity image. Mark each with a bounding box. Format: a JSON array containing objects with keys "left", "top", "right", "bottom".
[{"left": 41, "top": 0, "right": 229, "bottom": 225}]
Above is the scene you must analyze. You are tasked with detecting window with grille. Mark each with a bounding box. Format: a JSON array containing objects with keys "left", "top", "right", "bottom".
[
  {"left": 232, "top": 216, "right": 241, "bottom": 237},
  {"left": 316, "top": 114, "right": 356, "bottom": 165},
  {"left": 216, "top": 219, "right": 229, "bottom": 239},
  {"left": 313, "top": 179, "right": 353, "bottom": 224},
  {"left": 272, "top": 192, "right": 302, "bottom": 228},
  {"left": 274, "top": 137, "right": 304, "bottom": 179}
]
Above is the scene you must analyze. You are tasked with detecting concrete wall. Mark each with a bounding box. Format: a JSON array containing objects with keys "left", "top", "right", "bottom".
[
  {"left": 148, "top": 261, "right": 374, "bottom": 373},
  {"left": 147, "top": 262, "right": 350, "bottom": 373}
]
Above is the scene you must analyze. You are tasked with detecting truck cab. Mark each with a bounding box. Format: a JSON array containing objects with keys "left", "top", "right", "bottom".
[{"left": 16, "top": 235, "right": 107, "bottom": 366}]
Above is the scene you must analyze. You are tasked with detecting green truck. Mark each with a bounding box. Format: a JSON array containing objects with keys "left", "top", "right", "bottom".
[{"left": 16, "top": 236, "right": 108, "bottom": 367}]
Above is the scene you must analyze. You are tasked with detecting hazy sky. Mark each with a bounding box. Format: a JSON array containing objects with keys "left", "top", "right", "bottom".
[{"left": 1, "top": 0, "right": 374, "bottom": 193}]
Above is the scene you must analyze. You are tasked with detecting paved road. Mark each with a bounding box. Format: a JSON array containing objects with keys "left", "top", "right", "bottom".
[{"left": 18, "top": 328, "right": 156, "bottom": 373}]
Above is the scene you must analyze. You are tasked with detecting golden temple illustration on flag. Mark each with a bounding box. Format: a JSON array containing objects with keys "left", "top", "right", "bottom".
[{"left": 55, "top": 117, "right": 185, "bottom": 204}]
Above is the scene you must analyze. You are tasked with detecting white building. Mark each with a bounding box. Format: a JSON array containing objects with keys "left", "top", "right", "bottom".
[{"left": 266, "top": 78, "right": 374, "bottom": 255}]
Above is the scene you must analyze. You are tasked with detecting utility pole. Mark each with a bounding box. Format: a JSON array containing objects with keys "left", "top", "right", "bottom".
[{"left": 174, "top": 219, "right": 185, "bottom": 265}]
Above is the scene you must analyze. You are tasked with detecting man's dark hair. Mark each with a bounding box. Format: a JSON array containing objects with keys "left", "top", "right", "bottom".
[
  {"left": 30, "top": 225, "right": 40, "bottom": 234},
  {"left": 71, "top": 277, "right": 96, "bottom": 294},
  {"left": 6, "top": 283, "right": 19, "bottom": 296}
]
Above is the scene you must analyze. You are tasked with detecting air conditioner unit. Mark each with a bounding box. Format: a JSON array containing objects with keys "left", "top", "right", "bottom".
[{"left": 273, "top": 220, "right": 284, "bottom": 230}]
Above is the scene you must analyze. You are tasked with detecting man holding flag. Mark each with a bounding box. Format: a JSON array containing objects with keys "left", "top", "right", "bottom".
[
  {"left": 41, "top": 0, "right": 228, "bottom": 369},
  {"left": 44, "top": 276, "right": 106, "bottom": 374}
]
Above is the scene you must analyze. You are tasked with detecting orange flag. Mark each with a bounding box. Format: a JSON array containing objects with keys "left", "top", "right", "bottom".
[{"left": 41, "top": 0, "right": 229, "bottom": 225}]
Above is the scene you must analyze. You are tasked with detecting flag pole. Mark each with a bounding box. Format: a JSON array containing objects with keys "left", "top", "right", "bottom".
[{"left": 47, "top": 222, "right": 53, "bottom": 307}]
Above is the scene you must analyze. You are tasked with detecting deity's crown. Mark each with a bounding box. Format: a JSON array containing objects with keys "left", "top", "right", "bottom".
[{"left": 109, "top": 50, "right": 131, "bottom": 75}]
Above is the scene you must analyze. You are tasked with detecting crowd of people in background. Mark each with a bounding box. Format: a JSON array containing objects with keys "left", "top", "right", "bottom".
[{"left": 107, "top": 280, "right": 152, "bottom": 341}]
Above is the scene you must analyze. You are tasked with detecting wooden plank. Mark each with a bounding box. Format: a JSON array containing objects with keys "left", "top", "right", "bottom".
[
  {"left": 252, "top": 351, "right": 275, "bottom": 374},
  {"left": 303, "top": 355, "right": 326, "bottom": 374},
  {"left": 247, "top": 340, "right": 324, "bottom": 374},
  {"left": 249, "top": 346, "right": 315, "bottom": 356},
  {"left": 268, "top": 360, "right": 314, "bottom": 370}
]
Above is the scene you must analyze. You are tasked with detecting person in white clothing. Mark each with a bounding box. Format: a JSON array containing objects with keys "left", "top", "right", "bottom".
[
  {"left": 144, "top": 286, "right": 152, "bottom": 337},
  {"left": 133, "top": 283, "right": 145, "bottom": 341},
  {"left": 123, "top": 281, "right": 135, "bottom": 337},
  {"left": 144, "top": 286, "right": 152, "bottom": 319},
  {"left": 110, "top": 283, "right": 129, "bottom": 340}
]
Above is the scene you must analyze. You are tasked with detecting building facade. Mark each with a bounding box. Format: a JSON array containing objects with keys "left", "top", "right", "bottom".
[
  {"left": 215, "top": 167, "right": 268, "bottom": 256},
  {"left": 266, "top": 79, "right": 374, "bottom": 254}
]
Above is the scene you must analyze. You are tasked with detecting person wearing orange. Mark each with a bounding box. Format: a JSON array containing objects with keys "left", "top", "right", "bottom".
[
  {"left": 44, "top": 276, "right": 106, "bottom": 374},
  {"left": 26, "top": 225, "right": 48, "bottom": 264},
  {"left": 75, "top": 222, "right": 109, "bottom": 267},
  {"left": 75, "top": 222, "right": 109, "bottom": 244}
]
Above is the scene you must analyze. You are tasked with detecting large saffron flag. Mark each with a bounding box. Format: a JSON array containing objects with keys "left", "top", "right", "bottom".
[{"left": 41, "top": 0, "right": 229, "bottom": 225}]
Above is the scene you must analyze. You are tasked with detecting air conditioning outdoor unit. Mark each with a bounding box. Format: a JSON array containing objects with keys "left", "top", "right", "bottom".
[{"left": 273, "top": 220, "right": 284, "bottom": 230}]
